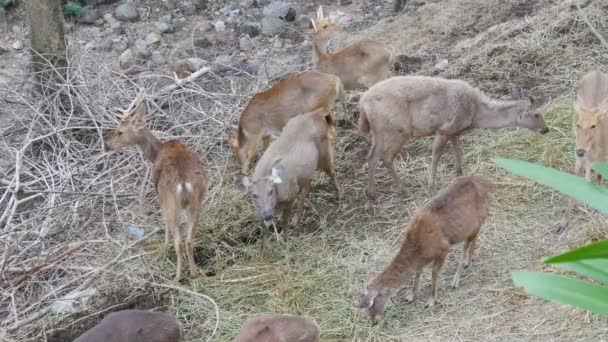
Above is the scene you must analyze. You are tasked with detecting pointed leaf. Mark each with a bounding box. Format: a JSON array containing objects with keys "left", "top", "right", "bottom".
[
  {"left": 594, "top": 162, "right": 608, "bottom": 180},
  {"left": 512, "top": 271, "right": 608, "bottom": 316},
  {"left": 494, "top": 158, "right": 608, "bottom": 214},
  {"left": 544, "top": 240, "right": 608, "bottom": 263},
  {"left": 550, "top": 259, "right": 608, "bottom": 284}
]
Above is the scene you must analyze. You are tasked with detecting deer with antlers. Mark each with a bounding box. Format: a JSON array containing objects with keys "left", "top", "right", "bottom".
[{"left": 105, "top": 95, "right": 207, "bottom": 281}]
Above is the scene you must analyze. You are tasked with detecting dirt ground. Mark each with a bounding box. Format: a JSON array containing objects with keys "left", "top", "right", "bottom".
[{"left": 1, "top": 0, "right": 608, "bottom": 341}]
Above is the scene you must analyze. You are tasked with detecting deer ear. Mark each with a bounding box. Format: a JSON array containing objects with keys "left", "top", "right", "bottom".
[
  {"left": 317, "top": 6, "right": 324, "bottom": 19},
  {"left": 130, "top": 101, "right": 147, "bottom": 129},
  {"left": 574, "top": 94, "right": 584, "bottom": 112},
  {"left": 310, "top": 18, "right": 318, "bottom": 32},
  {"left": 235, "top": 174, "right": 252, "bottom": 193}
]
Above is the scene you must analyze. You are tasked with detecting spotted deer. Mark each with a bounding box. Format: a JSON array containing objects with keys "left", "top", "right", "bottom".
[
  {"left": 358, "top": 76, "right": 548, "bottom": 198},
  {"left": 555, "top": 70, "right": 608, "bottom": 233},
  {"left": 74, "top": 310, "right": 182, "bottom": 342},
  {"left": 358, "top": 176, "right": 493, "bottom": 325},
  {"left": 234, "top": 314, "right": 320, "bottom": 342},
  {"left": 236, "top": 108, "right": 340, "bottom": 254},
  {"left": 310, "top": 6, "right": 394, "bottom": 90},
  {"left": 105, "top": 96, "right": 207, "bottom": 280},
  {"left": 231, "top": 70, "right": 343, "bottom": 175}
]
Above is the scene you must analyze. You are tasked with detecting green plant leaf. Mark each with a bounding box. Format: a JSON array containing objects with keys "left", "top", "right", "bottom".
[
  {"left": 512, "top": 271, "right": 608, "bottom": 315},
  {"left": 494, "top": 158, "right": 608, "bottom": 214},
  {"left": 594, "top": 162, "right": 608, "bottom": 180},
  {"left": 544, "top": 240, "right": 608, "bottom": 263},
  {"left": 550, "top": 259, "right": 608, "bottom": 284}
]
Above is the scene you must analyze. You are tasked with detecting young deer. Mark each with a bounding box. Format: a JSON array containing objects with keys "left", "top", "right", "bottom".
[
  {"left": 358, "top": 176, "right": 493, "bottom": 325},
  {"left": 555, "top": 70, "right": 608, "bottom": 233},
  {"left": 232, "top": 70, "right": 343, "bottom": 175},
  {"left": 310, "top": 6, "right": 394, "bottom": 90},
  {"left": 234, "top": 314, "right": 320, "bottom": 342},
  {"left": 105, "top": 96, "right": 207, "bottom": 281},
  {"left": 236, "top": 108, "right": 340, "bottom": 254},
  {"left": 358, "top": 76, "right": 548, "bottom": 198},
  {"left": 74, "top": 310, "right": 182, "bottom": 342}
]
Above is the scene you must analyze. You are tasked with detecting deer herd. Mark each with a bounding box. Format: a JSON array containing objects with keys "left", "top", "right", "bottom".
[{"left": 75, "top": 5, "right": 608, "bottom": 342}]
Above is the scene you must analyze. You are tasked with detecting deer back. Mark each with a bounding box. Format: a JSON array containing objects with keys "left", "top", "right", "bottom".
[{"left": 234, "top": 315, "right": 320, "bottom": 342}]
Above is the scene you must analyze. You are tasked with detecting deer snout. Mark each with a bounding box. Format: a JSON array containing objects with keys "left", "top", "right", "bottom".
[
  {"left": 262, "top": 210, "right": 273, "bottom": 222},
  {"left": 576, "top": 148, "right": 586, "bottom": 158},
  {"left": 540, "top": 126, "right": 549, "bottom": 134}
]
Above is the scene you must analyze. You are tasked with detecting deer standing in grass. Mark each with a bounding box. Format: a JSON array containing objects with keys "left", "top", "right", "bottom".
[
  {"left": 234, "top": 314, "right": 320, "bottom": 342},
  {"left": 232, "top": 70, "right": 343, "bottom": 175},
  {"left": 555, "top": 70, "right": 608, "bottom": 233},
  {"left": 358, "top": 76, "right": 548, "bottom": 199},
  {"left": 358, "top": 176, "right": 493, "bottom": 325},
  {"left": 74, "top": 310, "right": 182, "bottom": 342},
  {"left": 105, "top": 96, "right": 207, "bottom": 281},
  {"left": 236, "top": 108, "right": 340, "bottom": 254},
  {"left": 310, "top": 6, "right": 394, "bottom": 90}
]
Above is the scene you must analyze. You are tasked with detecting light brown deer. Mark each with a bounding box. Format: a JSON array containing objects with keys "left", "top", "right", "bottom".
[
  {"left": 236, "top": 108, "right": 340, "bottom": 254},
  {"left": 358, "top": 76, "right": 548, "bottom": 198},
  {"left": 74, "top": 310, "right": 182, "bottom": 342},
  {"left": 234, "top": 314, "right": 320, "bottom": 342},
  {"left": 310, "top": 6, "right": 394, "bottom": 90},
  {"left": 231, "top": 70, "right": 343, "bottom": 175},
  {"left": 358, "top": 176, "right": 493, "bottom": 325},
  {"left": 555, "top": 70, "right": 608, "bottom": 233},
  {"left": 105, "top": 96, "right": 207, "bottom": 281}
]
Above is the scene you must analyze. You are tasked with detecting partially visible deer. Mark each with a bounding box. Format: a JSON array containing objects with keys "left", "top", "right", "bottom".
[
  {"left": 358, "top": 76, "right": 548, "bottom": 198},
  {"left": 74, "top": 310, "right": 182, "bottom": 342},
  {"left": 105, "top": 96, "right": 207, "bottom": 281},
  {"left": 358, "top": 176, "right": 493, "bottom": 325},
  {"left": 555, "top": 70, "right": 608, "bottom": 233},
  {"left": 236, "top": 108, "right": 340, "bottom": 254},
  {"left": 234, "top": 314, "right": 320, "bottom": 342},
  {"left": 231, "top": 70, "right": 343, "bottom": 175},
  {"left": 310, "top": 6, "right": 394, "bottom": 90}
]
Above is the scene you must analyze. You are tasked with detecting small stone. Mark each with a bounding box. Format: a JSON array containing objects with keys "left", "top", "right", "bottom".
[
  {"left": 240, "top": 21, "right": 261, "bottom": 37},
  {"left": 164, "top": 0, "right": 176, "bottom": 11},
  {"left": 194, "top": 19, "right": 213, "bottom": 33},
  {"left": 134, "top": 39, "right": 148, "bottom": 51},
  {"left": 157, "top": 22, "right": 175, "bottom": 34},
  {"left": 119, "top": 49, "right": 137, "bottom": 68},
  {"left": 94, "top": 19, "right": 104, "bottom": 26},
  {"left": 434, "top": 59, "right": 449, "bottom": 70},
  {"left": 11, "top": 40, "right": 23, "bottom": 50},
  {"left": 151, "top": 51, "right": 166, "bottom": 66},
  {"left": 180, "top": 1, "right": 196, "bottom": 15},
  {"left": 103, "top": 13, "right": 116, "bottom": 23},
  {"left": 212, "top": 54, "right": 233, "bottom": 73},
  {"left": 239, "top": 35, "right": 255, "bottom": 51},
  {"left": 159, "top": 14, "right": 172, "bottom": 25},
  {"left": 230, "top": 9, "right": 242, "bottom": 16},
  {"left": 263, "top": 1, "right": 295, "bottom": 19},
  {"left": 114, "top": 4, "right": 139, "bottom": 22},
  {"left": 11, "top": 25, "right": 20, "bottom": 34},
  {"left": 78, "top": 7, "right": 101, "bottom": 25},
  {"left": 146, "top": 32, "right": 162, "bottom": 46},
  {"left": 272, "top": 39, "right": 282, "bottom": 49},
  {"left": 240, "top": 0, "right": 255, "bottom": 8},
  {"left": 284, "top": 7, "right": 296, "bottom": 21},
  {"left": 261, "top": 16, "right": 284, "bottom": 36},
  {"left": 214, "top": 21, "right": 226, "bottom": 32},
  {"left": 193, "top": 37, "right": 212, "bottom": 48}
]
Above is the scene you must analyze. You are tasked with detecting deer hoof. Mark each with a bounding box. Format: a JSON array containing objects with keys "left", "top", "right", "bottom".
[
  {"left": 554, "top": 223, "right": 567, "bottom": 234},
  {"left": 404, "top": 291, "right": 414, "bottom": 303},
  {"left": 424, "top": 298, "right": 436, "bottom": 308}
]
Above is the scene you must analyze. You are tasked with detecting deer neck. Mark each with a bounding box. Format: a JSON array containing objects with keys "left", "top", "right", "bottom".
[
  {"left": 376, "top": 244, "right": 417, "bottom": 289},
  {"left": 312, "top": 35, "right": 329, "bottom": 67},
  {"left": 474, "top": 99, "right": 526, "bottom": 129},
  {"left": 137, "top": 128, "right": 161, "bottom": 162}
]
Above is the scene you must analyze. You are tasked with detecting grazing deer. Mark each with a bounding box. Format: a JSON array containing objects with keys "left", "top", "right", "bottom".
[
  {"left": 310, "top": 6, "right": 394, "bottom": 90},
  {"left": 555, "top": 70, "right": 608, "bottom": 233},
  {"left": 358, "top": 176, "right": 493, "bottom": 325},
  {"left": 231, "top": 70, "right": 343, "bottom": 175},
  {"left": 74, "top": 310, "right": 182, "bottom": 342},
  {"left": 358, "top": 76, "right": 548, "bottom": 198},
  {"left": 234, "top": 314, "right": 320, "bottom": 342},
  {"left": 105, "top": 96, "right": 207, "bottom": 281},
  {"left": 236, "top": 108, "right": 340, "bottom": 254}
]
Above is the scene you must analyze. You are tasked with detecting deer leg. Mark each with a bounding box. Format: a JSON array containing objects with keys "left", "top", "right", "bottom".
[
  {"left": 162, "top": 200, "right": 183, "bottom": 281},
  {"left": 319, "top": 142, "right": 341, "bottom": 201},
  {"left": 186, "top": 201, "right": 202, "bottom": 278},
  {"left": 367, "top": 134, "right": 382, "bottom": 200},
  {"left": 291, "top": 183, "right": 311, "bottom": 226},
  {"left": 452, "top": 240, "right": 470, "bottom": 289},
  {"left": 426, "top": 254, "right": 446, "bottom": 308},
  {"left": 262, "top": 135, "right": 272, "bottom": 149},
  {"left": 260, "top": 219, "right": 270, "bottom": 256},
  {"left": 555, "top": 162, "right": 585, "bottom": 233},
  {"left": 405, "top": 270, "right": 421, "bottom": 303},
  {"left": 465, "top": 233, "right": 478, "bottom": 268},
  {"left": 242, "top": 133, "right": 262, "bottom": 174},
  {"left": 429, "top": 134, "right": 449, "bottom": 189},
  {"left": 450, "top": 136, "right": 463, "bottom": 176},
  {"left": 382, "top": 133, "right": 408, "bottom": 192},
  {"left": 281, "top": 204, "right": 293, "bottom": 253}
]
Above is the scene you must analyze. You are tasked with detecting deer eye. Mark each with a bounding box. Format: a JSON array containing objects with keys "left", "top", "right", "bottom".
[
  {"left": 576, "top": 124, "right": 582, "bottom": 128},
  {"left": 252, "top": 193, "right": 258, "bottom": 199},
  {"left": 591, "top": 124, "right": 596, "bottom": 129}
]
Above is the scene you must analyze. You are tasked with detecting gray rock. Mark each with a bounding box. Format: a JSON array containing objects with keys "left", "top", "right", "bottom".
[
  {"left": 11, "top": 40, "right": 23, "bottom": 50},
  {"left": 214, "top": 21, "right": 226, "bottom": 32},
  {"left": 240, "top": 21, "right": 261, "bottom": 37},
  {"left": 239, "top": 58, "right": 261, "bottom": 74},
  {"left": 261, "top": 16, "right": 284, "bottom": 36},
  {"left": 194, "top": 19, "right": 213, "bottom": 32},
  {"left": 262, "top": 1, "right": 295, "bottom": 20},
  {"left": 119, "top": 48, "right": 137, "bottom": 68},
  {"left": 193, "top": 37, "right": 212, "bottom": 48},
  {"left": 212, "top": 54, "right": 233, "bottom": 73},
  {"left": 103, "top": 13, "right": 116, "bottom": 24},
  {"left": 113, "top": 40, "right": 128, "bottom": 52},
  {"left": 78, "top": 7, "right": 101, "bottom": 25},
  {"left": 180, "top": 1, "right": 196, "bottom": 15},
  {"left": 240, "top": 0, "right": 255, "bottom": 9},
  {"left": 164, "top": 0, "right": 176, "bottom": 10},
  {"left": 114, "top": 4, "right": 139, "bottom": 22},
  {"left": 239, "top": 35, "right": 255, "bottom": 51},
  {"left": 230, "top": 8, "right": 242, "bottom": 16},
  {"left": 168, "top": 48, "right": 189, "bottom": 61},
  {"left": 193, "top": 0, "right": 208, "bottom": 10},
  {"left": 94, "top": 18, "right": 104, "bottom": 26},
  {"left": 151, "top": 51, "right": 166, "bottom": 66},
  {"left": 145, "top": 32, "right": 162, "bottom": 46},
  {"left": 134, "top": 38, "right": 148, "bottom": 51},
  {"left": 159, "top": 14, "right": 172, "bottom": 25},
  {"left": 157, "top": 22, "right": 175, "bottom": 34},
  {"left": 133, "top": 39, "right": 149, "bottom": 59},
  {"left": 186, "top": 57, "right": 208, "bottom": 70}
]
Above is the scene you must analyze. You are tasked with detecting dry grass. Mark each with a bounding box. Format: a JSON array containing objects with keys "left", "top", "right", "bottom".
[{"left": 1, "top": 0, "right": 608, "bottom": 341}]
